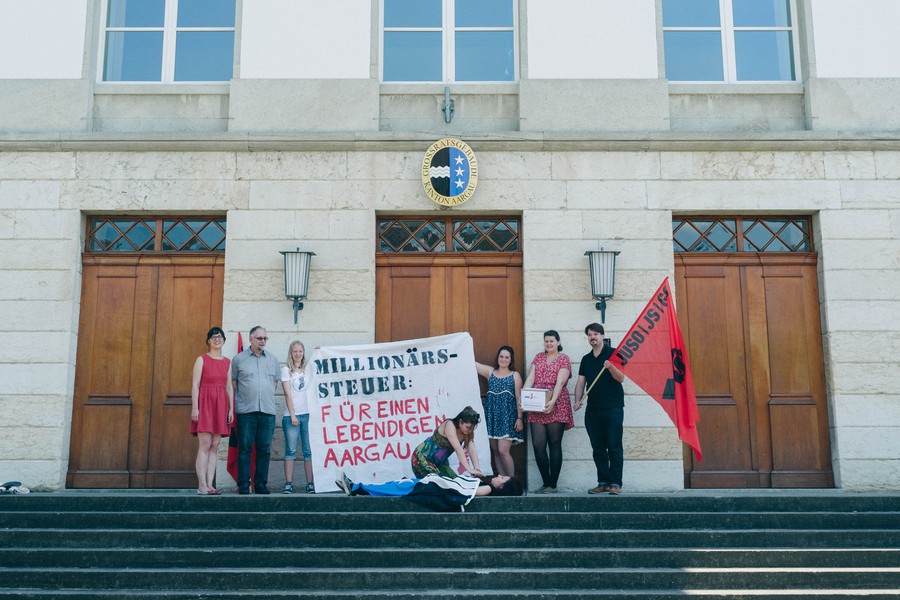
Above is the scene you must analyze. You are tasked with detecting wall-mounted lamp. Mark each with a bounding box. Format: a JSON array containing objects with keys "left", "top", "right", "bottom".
[
  {"left": 585, "top": 249, "right": 620, "bottom": 324},
  {"left": 280, "top": 249, "right": 315, "bottom": 324}
]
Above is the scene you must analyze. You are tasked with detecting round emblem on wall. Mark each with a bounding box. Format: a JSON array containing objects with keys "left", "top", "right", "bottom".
[{"left": 421, "top": 138, "right": 478, "bottom": 207}]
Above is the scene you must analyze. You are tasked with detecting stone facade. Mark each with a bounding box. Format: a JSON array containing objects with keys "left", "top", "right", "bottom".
[{"left": 1, "top": 141, "right": 898, "bottom": 491}]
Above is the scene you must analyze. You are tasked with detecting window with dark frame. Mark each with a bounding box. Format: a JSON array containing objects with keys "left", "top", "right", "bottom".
[
  {"left": 86, "top": 216, "right": 226, "bottom": 252},
  {"left": 673, "top": 216, "right": 812, "bottom": 253},
  {"left": 378, "top": 216, "right": 520, "bottom": 253}
]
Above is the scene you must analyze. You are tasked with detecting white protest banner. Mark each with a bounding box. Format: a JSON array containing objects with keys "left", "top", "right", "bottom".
[{"left": 306, "top": 332, "right": 489, "bottom": 492}]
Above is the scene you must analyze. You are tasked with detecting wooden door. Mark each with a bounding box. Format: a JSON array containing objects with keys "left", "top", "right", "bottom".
[
  {"left": 376, "top": 253, "right": 526, "bottom": 479},
  {"left": 376, "top": 254, "right": 523, "bottom": 346},
  {"left": 67, "top": 255, "right": 224, "bottom": 488},
  {"left": 676, "top": 254, "right": 833, "bottom": 488}
]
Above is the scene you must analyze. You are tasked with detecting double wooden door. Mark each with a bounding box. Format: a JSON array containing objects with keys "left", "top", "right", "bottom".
[
  {"left": 376, "top": 253, "right": 525, "bottom": 479},
  {"left": 67, "top": 255, "right": 224, "bottom": 488},
  {"left": 675, "top": 254, "right": 833, "bottom": 488}
]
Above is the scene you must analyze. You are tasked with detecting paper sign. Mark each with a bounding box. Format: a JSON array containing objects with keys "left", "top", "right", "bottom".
[{"left": 521, "top": 388, "right": 550, "bottom": 412}]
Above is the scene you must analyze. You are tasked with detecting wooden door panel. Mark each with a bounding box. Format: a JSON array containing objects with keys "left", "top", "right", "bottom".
[
  {"left": 799, "top": 265, "right": 833, "bottom": 486},
  {"left": 69, "top": 262, "right": 155, "bottom": 488},
  {"left": 467, "top": 267, "right": 517, "bottom": 367},
  {"left": 761, "top": 265, "right": 833, "bottom": 486},
  {"left": 693, "top": 399, "right": 742, "bottom": 469},
  {"left": 90, "top": 270, "right": 140, "bottom": 390},
  {"left": 431, "top": 266, "right": 453, "bottom": 336},
  {"left": 67, "top": 263, "right": 109, "bottom": 484},
  {"left": 764, "top": 271, "right": 813, "bottom": 392},
  {"left": 677, "top": 262, "right": 755, "bottom": 487},
  {"left": 377, "top": 262, "right": 523, "bottom": 356},
  {"left": 376, "top": 255, "right": 522, "bottom": 355},
  {"left": 69, "top": 256, "right": 224, "bottom": 489},
  {"left": 73, "top": 399, "right": 131, "bottom": 487},
  {"left": 146, "top": 261, "right": 224, "bottom": 487},
  {"left": 744, "top": 263, "right": 774, "bottom": 486},
  {"left": 146, "top": 394, "right": 195, "bottom": 487},
  {"left": 465, "top": 265, "right": 525, "bottom": 370},
  {"left": 374, "top": 266, "right": 392, "bottom": 342},
  {"left": 376, "top": 265, "right": 436, "bottom": 342},
  {"left": 769, "top": 399, "right": 824, "bottom": 467},
  {"left": 770, "top": 406, "right": 832, "bottom": 486},
  {"left": 676, "top": 254, "right": 833, "bottom": 489}
]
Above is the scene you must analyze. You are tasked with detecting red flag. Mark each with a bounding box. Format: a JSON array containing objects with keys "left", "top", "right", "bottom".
[
  {"left": 608, "top": 278, "right": 702, "bottom": 461},
  {"left": 226, "top": 332, "right": 255, "bottom": 486}
]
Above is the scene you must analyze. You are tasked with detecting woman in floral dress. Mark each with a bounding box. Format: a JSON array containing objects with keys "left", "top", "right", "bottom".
[{"left": 522, "top": 330, "right": 572, "bottom": 493}]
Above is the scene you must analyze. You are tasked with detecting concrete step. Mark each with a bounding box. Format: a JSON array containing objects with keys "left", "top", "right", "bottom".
[
  {"left": 1, "top": 547, "right": 898, "bottom": 569},
  {"left": 1, "top": 492, "right": 896, "bottom": 599},
  {"left": 4, "top": 527, "right": 898, "bottom": 549},
  {"left": 2, "top": 493, "right": 898, "bottom": 513},
  {"left": 2, "top": 510, "right": 897, "bottom": 530},
  {"left": 4, "top": 566, "right": 900, "bottom": 591},
  {"left": 3, "top": 592, "right": 900, "bottom": 600}
]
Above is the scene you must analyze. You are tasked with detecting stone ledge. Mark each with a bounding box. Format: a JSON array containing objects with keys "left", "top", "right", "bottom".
[{"left": 4, "top": 131, "right": 900, "bottom": 153}]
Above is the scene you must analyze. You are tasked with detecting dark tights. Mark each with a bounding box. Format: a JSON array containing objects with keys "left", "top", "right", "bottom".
[{"left": 530, "top": 422, "right": 565, "bottom": 488}]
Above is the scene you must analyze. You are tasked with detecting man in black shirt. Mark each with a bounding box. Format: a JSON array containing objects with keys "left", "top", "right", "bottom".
[{"left": 574, "top": 323, "right": 626, "bottom": 495}]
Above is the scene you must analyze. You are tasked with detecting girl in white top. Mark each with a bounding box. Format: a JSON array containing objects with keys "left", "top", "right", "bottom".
[{"left": 280, "top": 340, "right": 314, "bottom": 493}]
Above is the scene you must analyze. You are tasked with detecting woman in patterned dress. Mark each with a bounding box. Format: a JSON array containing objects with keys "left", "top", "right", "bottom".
[
  {"left": 475, "top": 346, "right": 524, "bottom": 477},
  {"left": 411, "top": 406, "right": 484, "bottom": 479},
  {"left": 522, "top": 330, "right": 573, "bottom": 493}
]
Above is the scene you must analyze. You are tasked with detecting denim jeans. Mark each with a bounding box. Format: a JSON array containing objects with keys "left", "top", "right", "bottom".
[
  {"left": 584, "top": 407, "right": 624, "bottom": 487},
  {"left": 237, "top": 411, "right": 275, "bottom": 489},
  {"left": 282, "top": 414, "right": 311, "bottom": 461}
]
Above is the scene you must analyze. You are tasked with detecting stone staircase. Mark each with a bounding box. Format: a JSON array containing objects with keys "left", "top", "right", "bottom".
[{"left": 0, "top": 491, "right": 898, "bottom": 598}]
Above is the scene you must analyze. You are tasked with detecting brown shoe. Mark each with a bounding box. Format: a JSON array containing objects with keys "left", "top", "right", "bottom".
[
  {"left": 588, "top": 485, "right": 610, "bottom": 494},
  {"left": 608, "top": 485, "right": 622, "bottom": 495}
]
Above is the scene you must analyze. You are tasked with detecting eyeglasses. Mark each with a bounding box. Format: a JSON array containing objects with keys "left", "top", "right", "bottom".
[
  {"left": 253, "top": 336, "right": 269, "bottom": 341},
  {"left": 209, "top": 335, "right": 224, "bottom": 340}
]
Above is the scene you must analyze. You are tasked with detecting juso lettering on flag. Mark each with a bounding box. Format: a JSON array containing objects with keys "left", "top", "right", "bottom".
[{"left": 608, "top": 278, "right": 702, "bottom": 461}]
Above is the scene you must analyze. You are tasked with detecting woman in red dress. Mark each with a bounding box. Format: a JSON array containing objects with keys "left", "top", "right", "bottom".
[
  {"left": 523, "top": 330, "right": 573, "bottom": 493},
  {"left": 190, "top": 327, "right": 234, "bottom": 495}
]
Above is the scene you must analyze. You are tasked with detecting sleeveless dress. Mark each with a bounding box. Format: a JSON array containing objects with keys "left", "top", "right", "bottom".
[
  {"left": 411, "top": 426, "right": 460, "bottom": 479},
  {"left": 190, "top": 353, "right": 231, "bottom": 436},
  {"left": 484, "top": 372, "right": 524, "bottom": 443},
  {"left": 526, "top": 352, "right": 574, "bottom": 430}
]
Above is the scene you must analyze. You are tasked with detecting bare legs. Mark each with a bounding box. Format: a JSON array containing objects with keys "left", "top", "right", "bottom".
[
  {"left": 284, "top": 459, "right": 315, "bottom": 487},
  {"left": 195, "top": 432, "right": 221, "bottom": 492},
  {"left": 284, "top": 456, "right": 295, "bottom": 484},
  {"left": 490, "top": 438, "right": 515, "bottom": 476},
  {"left": 303, "top": 459, "right": 314, "bottom": 486}
]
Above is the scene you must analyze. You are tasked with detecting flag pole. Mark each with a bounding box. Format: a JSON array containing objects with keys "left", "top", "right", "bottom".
[{"left": 582, "top": 366, "right": 607, "bottom": 403}]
